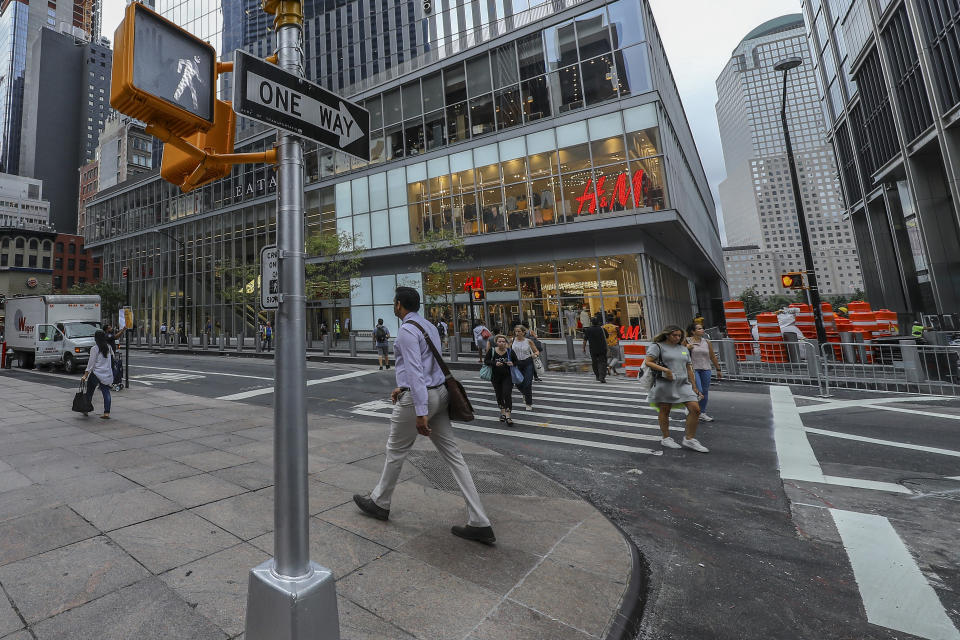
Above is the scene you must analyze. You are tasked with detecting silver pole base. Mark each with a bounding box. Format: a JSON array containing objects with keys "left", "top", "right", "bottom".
[{"left": 244, "top": 559, "right": 340, "bottom": 640}]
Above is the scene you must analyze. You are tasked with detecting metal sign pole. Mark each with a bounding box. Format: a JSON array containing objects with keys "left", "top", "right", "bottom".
[{"left": 245, "top": 2, "right": 339, "bottom": 638}]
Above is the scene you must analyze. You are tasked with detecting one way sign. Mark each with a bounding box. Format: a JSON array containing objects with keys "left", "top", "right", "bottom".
[{"left": 232, "top": 50, "right": 370, "bottom": 161}]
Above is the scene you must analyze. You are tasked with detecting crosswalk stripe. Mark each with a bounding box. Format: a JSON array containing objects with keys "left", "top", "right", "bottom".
[
  {"left": 461, "top": 382, "right": 656, "bottom": 409},
  {"left": 349, "top": 408, "right": 663, "bottom": 454},
  {"left": 470, "top": 397, "right": 661, "bottom": 429}
]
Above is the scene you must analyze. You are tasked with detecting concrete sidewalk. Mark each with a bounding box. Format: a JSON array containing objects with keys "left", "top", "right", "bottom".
[{"left": 0, "top": 374, "right": 636, "bottom": 640}]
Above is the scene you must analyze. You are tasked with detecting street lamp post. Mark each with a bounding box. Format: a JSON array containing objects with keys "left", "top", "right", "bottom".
[
  {"left": 774, "top": 57, "right": 828, "bottom": 345},
  {"left": 155, "top": 230, "right": 187, "bottom": 344}
]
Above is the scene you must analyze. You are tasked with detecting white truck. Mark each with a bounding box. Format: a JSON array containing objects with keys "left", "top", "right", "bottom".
[{"left": 5, "top": 295, "right": 102, "bottom": 373}]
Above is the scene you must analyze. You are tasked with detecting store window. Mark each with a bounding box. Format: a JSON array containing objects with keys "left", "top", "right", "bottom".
[
  {"left": 607, "top": 0, "right": 646, "bottom": 48},
  {"left": 575, "top": 9, "right": 612, "bottom": 59},
  {"left": 615, "top": 44, "right": 652, "bottom": 97},
  {"left": 552, "top": 64, "right": 584, "bottom": 113},
  {"left": 466, "top": 55, "right": 492, "bottom": 97},
  {"left": 469, "top": 93, "right": 495, "bottom": 135},
  {"left": 496, "top": 86, "right": 523, "bottom": 130},
  {"left": 492, "top": 43, "right": 519, "bottom": 89},
  {"left": 521, "top": 76, "right": 551, "bottom": 122},
  {"left": 517, "top": 33, "right": 545, "bottom": 79},
  {"left": 544, "top": 20, "right": 578, "bottom": 70}
]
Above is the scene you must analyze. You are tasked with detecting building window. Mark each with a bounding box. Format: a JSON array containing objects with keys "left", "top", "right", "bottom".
[{"left": 53, "top": 275, "right": 61, "bottom": 288}]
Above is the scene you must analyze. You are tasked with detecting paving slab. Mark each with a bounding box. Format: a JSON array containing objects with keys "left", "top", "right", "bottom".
[
  {"left": 0, "top": 536, "right": 149, "bottom": 623},
  {"left": 108, "top": 511, "right": 241, "bottom": 573},
  {"left": 30, "top": 578, "right": 228, "bottom": 640},
  {"left": 0, "top": 374, "right": 634, "bottom": 640}
]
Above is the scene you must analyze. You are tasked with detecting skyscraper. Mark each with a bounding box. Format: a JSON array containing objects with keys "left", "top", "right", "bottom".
[
  {"left": 716, "top": 15, "right": 862, "bottom": 299},
  {"left": 802, "top": 0, "right": 960, "bottom": 320}
]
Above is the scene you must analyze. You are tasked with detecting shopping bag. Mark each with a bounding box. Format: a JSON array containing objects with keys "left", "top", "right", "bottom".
[
  {"left": 72, "top": 380, "right": 93, "bottom": 413},
  {"left": 479, "top": 365, "right": 493, "bottom": 381},
  {"left": 533, "top": 356, "right": 544, "bottom": 376}
]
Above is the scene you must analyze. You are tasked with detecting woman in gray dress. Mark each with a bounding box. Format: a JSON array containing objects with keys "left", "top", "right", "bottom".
[{"left": 644, "top": 325, "right": 709, "bottom": 452}]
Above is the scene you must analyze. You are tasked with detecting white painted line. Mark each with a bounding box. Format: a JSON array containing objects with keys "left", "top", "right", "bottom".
[
  {"left": 132, "top": 365, "right": 274, "bottom": 380},
  {"left": 864, "top": 405, "right": 960, "bottom": 421},
  {"left": 469, "top": 397, "right": 660, "bottom": 425},
  {"left": 947, "top": 476, "right": 960, "bottom": 481},
  {"left": 821, "top": 476, "right": 911, "bottom": 494},
  {"left": 830, "top": 509, "right": 960, "bottom": 640},
  {"left": 348, "top": 411, "right": 663, "bottom": 454},
  {"left": 461, "top": 383, "right": 657, "bottom": 409},
  {"left": 770, "top": 386, "right": 825, "bottom": 484},
  {"left": 797, "top": 396, "right": 956, "bottom": 414},
  {"left": 805, "top": 427, "right": 960, "bottom": 458},
  {"left": 218, "top": 370, "right": 377, "bottom": 400}
]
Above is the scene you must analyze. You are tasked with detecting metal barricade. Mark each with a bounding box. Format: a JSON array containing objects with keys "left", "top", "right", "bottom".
[
  {"left": 714, "top": 338, "right": 824, "bottom": 392},
  {"left": 820, "top": 340, "right": 960, "bottom": 396}
]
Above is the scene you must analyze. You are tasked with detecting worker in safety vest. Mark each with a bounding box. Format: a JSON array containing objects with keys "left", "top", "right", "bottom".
[{"left": 911, "top": 320, "right": 930, "bottom": 340}]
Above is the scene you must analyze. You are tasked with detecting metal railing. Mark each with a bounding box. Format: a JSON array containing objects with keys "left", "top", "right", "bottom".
[{"left": 713, "top": 337, "right": 960, "bottom": 397}]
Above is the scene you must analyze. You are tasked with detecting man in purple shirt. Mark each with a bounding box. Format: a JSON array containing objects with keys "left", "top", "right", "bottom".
[{"left": 354, "top": 287, "right": 495, "bottom": 544}]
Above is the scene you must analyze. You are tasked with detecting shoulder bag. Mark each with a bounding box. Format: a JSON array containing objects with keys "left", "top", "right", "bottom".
[
  {"left": 72, "top": 379, "right": 94, "bottom": 413},
  {"left": 638, "top": 343, "right": 665, "bottom": 392},
  {"left": 406, "top": 321, "right": 475, "bottom": 422}
]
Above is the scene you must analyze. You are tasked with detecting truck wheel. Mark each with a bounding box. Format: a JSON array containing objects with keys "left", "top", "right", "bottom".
[{"left": 63, "top": 354, "right": 76, "bottom": 374}]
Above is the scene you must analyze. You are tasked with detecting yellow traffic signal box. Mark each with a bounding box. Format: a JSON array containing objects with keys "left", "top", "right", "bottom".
[
  {"left": 781, "top": 272, "right": 804, "bottom": 289},
  {"left": 472, "top": 289, "right": 486, "bottom": 301},
  {"left": 161, "top": 99, "right": 236, "bottom": 192},
  {"left": 111, "top": 2, "right": 216, "bottom": 138}
]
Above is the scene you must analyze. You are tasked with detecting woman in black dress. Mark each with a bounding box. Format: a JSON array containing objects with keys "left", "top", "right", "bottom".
[{"left": 485, "top": 334, "right": 517, "bottom": 426}]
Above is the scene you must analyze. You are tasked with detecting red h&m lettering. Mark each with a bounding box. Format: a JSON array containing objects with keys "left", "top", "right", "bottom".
[
  {"left": 577, "top": 169, "right": 648, "bottom": 215},
  {"left": 619, "top": 325, "right": 640, "bottom": 340}
]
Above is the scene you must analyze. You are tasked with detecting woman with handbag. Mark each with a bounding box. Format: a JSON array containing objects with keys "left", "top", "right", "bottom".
[
  {"left": 686, "top": 322, "right": 722, "bottom": 422},
  {"left": 484, "top": 334, "right": 517, "bottom": 426},
  {"left": 510, "top": 325, "right": 539, "bottom": 410},
  {"left": 528, "top": 328, "right": 545, "bottom": 381},
  {"left": 644, "top": 325, "right": 708, "bottom": 452},
  {"left": 473, "top": 320, "right": 492, "bottom": 364},
  {"left": 81, "top": 330, "right": 113, "bottom": 419}
]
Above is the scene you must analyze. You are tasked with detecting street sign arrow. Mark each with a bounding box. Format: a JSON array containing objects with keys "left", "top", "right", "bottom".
[{"left": 233, "top": 50, "right": 370, "bottom": 161}]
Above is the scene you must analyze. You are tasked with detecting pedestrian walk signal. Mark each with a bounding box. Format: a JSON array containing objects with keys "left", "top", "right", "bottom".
[
  {"left": 472, "top": 289, "right": 485, "bottom": 301},
  {"left": 111, "top": 2, "right": 216, "bottom": 137},
  {"left": 781, "top": 272, "right": 804, "bottom": 289}
]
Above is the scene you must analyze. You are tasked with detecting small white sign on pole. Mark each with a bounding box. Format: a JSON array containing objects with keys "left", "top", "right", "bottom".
[{"left": 260, "top": 245, "right": 279, "bottom": 309}]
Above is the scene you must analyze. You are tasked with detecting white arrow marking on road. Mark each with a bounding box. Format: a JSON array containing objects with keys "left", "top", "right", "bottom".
[{"left": 246, "top": 72, "right": 365, "bottom": 147}]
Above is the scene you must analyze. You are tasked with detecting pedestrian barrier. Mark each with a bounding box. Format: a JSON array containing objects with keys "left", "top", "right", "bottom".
[
  {"left": 714, "top": 337, "right": 960, "bottom": 397},
  {"left": 620, "top": 341, "right": 649, "bottom": 378}
]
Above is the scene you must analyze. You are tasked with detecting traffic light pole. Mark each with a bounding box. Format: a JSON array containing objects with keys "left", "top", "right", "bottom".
[
  {"left": 779, "top": 66, "right": 828, "bottom": 345},
  {"left": 244, "top": 2, "right": 339, "bottom": 638}
]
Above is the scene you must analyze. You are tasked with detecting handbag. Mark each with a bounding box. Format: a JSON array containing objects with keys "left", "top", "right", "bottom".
[
  {"left": 638, "top": 344, "right": 665, "bottom": 392},
  {"left": 480, "top": 328, "right": 492, "bottom": 340},
  {"left": 72, "top": 380, "right": 94, "bottom": 413},
  {"left": 533, "top": 356, "right": 544, "bottom": 376},
  {"left": 406, "top": 321, "right": 475, "bottom": 422},
  {"left": 510, "top": 364, "right": 524, "bottom": 385},
  {"left": 479, "top": 365, "right": 493, "bottom": 381}
]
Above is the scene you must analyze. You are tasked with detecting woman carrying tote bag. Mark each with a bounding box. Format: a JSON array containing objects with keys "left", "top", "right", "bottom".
[{"left": 484, "top": 334, "right": 518, "bottom": 426}]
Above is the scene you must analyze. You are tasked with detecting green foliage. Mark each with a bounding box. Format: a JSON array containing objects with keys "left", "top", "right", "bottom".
[
  {"left": 305, "top": 231, "right": 365, "bottom": 302},
  {"left": 737, "top": 287, "right": 809, "bottom": 318},
  {"left": 69, "top": 281, "right": 125, "bottom": 320},
  {"left": 215, "top": 259, "right": 260, "bottom": 305},
  {"left": 737, "top": 287, "right": 766, "bottom": 319},
  {"left": 410, "top": 230, "right": 469, "bottom": 307}
]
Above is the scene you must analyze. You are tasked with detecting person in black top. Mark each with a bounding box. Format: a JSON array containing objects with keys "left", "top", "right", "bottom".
[
  {"left": 582, "top": 317, "right": 609, "bottom": 383},
  {"left": 484, "top": 334, "right": 517, "bottom": 426}
]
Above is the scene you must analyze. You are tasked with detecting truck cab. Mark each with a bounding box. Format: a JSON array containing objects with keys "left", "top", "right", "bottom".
[{"left": 34, "top": 321, "right": 100, "bottom": 373}]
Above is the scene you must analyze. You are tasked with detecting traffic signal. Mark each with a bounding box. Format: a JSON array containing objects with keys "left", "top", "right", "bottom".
[
  {"left": 472, "top": 289, "right": 485, "bottom": 301},
  {"left": 160, "top": 99, "right": 236, "bottom": 191},
  {"left": 781, "top": 272, "right": 804, "bottom": 289},
  {"left": 111, "top": 2, "right": 216, "bottom": 137}
]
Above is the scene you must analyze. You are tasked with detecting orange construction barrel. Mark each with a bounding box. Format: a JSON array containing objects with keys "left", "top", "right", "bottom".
[{"left": 756, "top": 312, "right": 787, "bottom": 363}]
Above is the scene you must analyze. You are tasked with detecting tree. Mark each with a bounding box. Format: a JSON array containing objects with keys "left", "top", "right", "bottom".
[
  {"left": 305, "top": 231, "right": 365, "bottom": 331},
  {"left": 69, "top": 281, "right": 125, "bottom": 322},
  {"left": 737, "top": 287, "right": 766, "bottom": 319},
  {"left": 409, "top": 230, "right": 469, "bottom": 320}
]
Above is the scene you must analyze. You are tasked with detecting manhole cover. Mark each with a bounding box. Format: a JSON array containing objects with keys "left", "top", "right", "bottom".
[{"left": 408, "top": 451, "right": 574, "bottom": 498}]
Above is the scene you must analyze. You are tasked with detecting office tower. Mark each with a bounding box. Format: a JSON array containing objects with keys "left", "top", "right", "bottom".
[
  {"left": 83, "top": 0, "right": 727, "bottom": 340},
  {"left": 716, "top": 14, "right": 862, "bottom": 299},
  {"left": 802, "top": 0, "right": 960, "bottom": 319}
]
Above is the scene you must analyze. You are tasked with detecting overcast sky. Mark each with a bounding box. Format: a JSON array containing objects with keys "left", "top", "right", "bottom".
[{"left": 102, "top": 0, "right": 805, "bottom": 242}]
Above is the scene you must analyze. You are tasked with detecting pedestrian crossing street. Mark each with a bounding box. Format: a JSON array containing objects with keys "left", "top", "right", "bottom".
[{"left": 350, "top": 374, "right": 691, "bottom": 456}]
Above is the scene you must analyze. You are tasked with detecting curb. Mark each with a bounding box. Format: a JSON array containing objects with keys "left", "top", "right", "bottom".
[{"left": 603, "top": 517, "right": 649, "bottom": 640}]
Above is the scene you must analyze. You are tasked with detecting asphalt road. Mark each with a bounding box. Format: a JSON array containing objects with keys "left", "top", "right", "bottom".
[{"left": 8, "top": 351, "right": 960, "bottom": 640}]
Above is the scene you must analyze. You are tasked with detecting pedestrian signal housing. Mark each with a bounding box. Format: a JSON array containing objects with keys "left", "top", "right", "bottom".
[
  {"left": 111, "top": 2, "right": 216, "bottom": 137},
  {"left": 160, "top": 99, "right": 236, "bottom": 191},
  {"left": 472, "top": 289, "right": 485, "bottom": 301},
  {"left": 781, "top": 272, "right": 804, "bottom": 289}
]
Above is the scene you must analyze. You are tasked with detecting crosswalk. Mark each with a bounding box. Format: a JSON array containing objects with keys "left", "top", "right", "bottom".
[{"left": 350, "top": 373, "right": 681, "bottom": 456}]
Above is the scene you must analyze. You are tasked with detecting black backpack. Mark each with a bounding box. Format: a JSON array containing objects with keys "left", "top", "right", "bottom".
[
  {"left": 375, "top": 325, "right": 387, "bottom": 341},
  {"left": 436, "top": 322, "right": 446, "bottom": 337}
]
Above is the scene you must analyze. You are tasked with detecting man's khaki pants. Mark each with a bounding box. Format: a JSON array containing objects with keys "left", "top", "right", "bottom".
[{"left": 370, "top": 386, "right": 491, "bottom": 527}]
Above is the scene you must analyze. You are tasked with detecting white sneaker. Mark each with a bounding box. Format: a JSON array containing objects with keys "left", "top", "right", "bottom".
[
  {"left": 699, "top": 413, "right": 714, "bottom": 422},
  {"left": 682, "top": 438, "right": 709, "bottom": 453},
  {"left": 660, "top": 437, "right": 681, "bottom": 449},
  {"left": 525, "top": 404, "right": 533, "bottom": 411}
]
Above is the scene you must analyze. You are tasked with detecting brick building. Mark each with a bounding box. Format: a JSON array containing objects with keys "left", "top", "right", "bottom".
[{"left": 52, "top": 233, "right": 99, "bottom": 292}]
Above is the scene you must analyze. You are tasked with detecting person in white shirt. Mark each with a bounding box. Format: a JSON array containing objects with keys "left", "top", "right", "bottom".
[
  {"left": 472, "top": 320, "right": 490, "bottom": 363},
  {"left": 510, "top": 325, "right": 540, "bottom": 410},
  {"left": 81, "top": 330, "right": 113, "bottom": 419},
  {"left": 354, "top": 287, "right": 495, "bottom": 544}
]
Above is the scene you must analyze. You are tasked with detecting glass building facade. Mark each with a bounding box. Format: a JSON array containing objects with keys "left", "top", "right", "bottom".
[
  {"left": 0, "top": 0, "right": 27, "bottom": 175},
  {"left": 802, "top": 0, "right": 960, "bottom": 319},
  {"left": 84, "top": 0, "right": 724, "bottom": 340}
]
